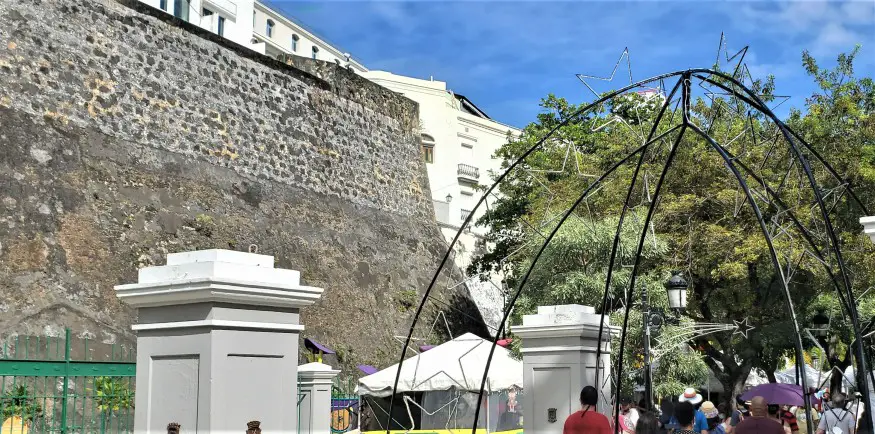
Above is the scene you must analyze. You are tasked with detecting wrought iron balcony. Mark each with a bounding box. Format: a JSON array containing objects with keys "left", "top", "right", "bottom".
[{"left": 457, "top": 163, "right": 480, "bottom": 182}]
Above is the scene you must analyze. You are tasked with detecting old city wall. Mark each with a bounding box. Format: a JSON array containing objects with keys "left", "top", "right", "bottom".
[{"left": 0, "top": 0, "right": 485, "bottom": 367}]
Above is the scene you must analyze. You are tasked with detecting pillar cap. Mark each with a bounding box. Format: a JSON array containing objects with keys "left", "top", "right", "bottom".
[
  {"left": 511, "top": 304, "right": 618, "bottom": 340},
  {"left": 298, "top": 362, "right": 341, "bottom": 379},
  {"left": 861, "top": 216, "right": 875, "bottom": 243},
  {"left": 115, "top": 249, "right": 324, "bottom": 309}
]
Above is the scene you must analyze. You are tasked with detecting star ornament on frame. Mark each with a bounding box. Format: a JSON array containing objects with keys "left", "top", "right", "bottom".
[{"left": 733, "top": 317, "right": 755, "bottom": 339}]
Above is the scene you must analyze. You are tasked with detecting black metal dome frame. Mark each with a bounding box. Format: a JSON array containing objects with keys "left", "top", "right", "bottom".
[{"left": 386, "top": 68, "right": 874, "bottom": 434}]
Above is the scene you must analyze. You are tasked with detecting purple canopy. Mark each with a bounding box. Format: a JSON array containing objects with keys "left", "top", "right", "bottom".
[
  {"left": 304, "top": 338, "right": 335, "bottom": 354},
  {"left": 419, "top": 345, "right": 435, "bottom": 352},
  {"left": 357, "top": 365, "right": 378, "bottom": 375},
  {"left": 740, "top": 383, "right": 806, "bottom": 406}
]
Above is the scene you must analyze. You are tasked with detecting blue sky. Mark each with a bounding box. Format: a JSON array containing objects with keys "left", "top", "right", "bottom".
[{"left": 270, "top": 1, "right": 875, "bottom": 128}]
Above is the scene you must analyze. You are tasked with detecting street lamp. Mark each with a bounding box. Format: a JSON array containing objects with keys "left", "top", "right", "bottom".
[
  {"left": 811, "top": 310, "right": 830, "bottom": 338},
  {"left": 446, "top": 193, "right": 453, "bottom": 203},
  {"left": 665, "top": 271, "right": 689, "bottom": 315},
  {"left": 641, "top": 271, "right": 689, "bottom": 411}
]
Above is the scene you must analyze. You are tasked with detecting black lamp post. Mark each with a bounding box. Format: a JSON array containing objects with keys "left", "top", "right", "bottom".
[
  {"left": 811, "top": 310, "right": 830, "bottom": 339},
  {"left": 641, "top": 271, "right": 689, "bottom": 411},
  {"left": 665, "top": 271, "right": 689, "bottom": 316}
]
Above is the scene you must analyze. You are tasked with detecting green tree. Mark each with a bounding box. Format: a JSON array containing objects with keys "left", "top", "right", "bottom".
[
  {"left": 471, "top": 49, "right": 875, "bottom": 407},
  {"left": 90, "top": 377, "right": 134, "bottom": 433},
  {"left": 0, "top": 384, "right": 43, "bottom": 424},
  {"left": 787, "top": 45, "right": 875, "bottom": 393}
]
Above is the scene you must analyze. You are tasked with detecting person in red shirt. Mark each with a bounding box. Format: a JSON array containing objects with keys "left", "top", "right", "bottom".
[{"left": 563, "top": 386, "right": 612, "bottom": 434}]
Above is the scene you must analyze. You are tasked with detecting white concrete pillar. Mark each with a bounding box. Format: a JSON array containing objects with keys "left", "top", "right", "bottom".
[
  {"left": 512, "top": 305, "right": 618, "bottom": 434},
  {"left": 297, "top": 362, "right": 341, "bottom": 434},
  {"left": 858, "top": 217, "right": 875, "bottom": 431},
  {"left": 115, "top": 249, "right": 324, "bottom": 433}
]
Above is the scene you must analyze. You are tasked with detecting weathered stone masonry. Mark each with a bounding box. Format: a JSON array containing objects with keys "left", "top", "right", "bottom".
[{"left": 0, "top": 0, "right": 486, "bottom": 368}]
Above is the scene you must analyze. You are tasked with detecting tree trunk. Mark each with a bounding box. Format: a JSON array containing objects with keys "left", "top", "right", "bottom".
[
  {"left": 828, "top": 344, "right": 854, "bottom": 393},
  {"left": 765, "top": 367, "right": 777, "bottom": 384},
  {"left": 717, "top": 369, "right": 750, "bottom": 409}
]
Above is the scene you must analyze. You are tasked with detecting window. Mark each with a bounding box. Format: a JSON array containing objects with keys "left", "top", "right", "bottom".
[
  {"left": 173, "top": 0, "right": 189, "bottom": 21},
  {"left": 311, "top": 46, "right": 319, "bottom": 60},
  {"left": 291, "top": 34, "right": 299, "bottom": 52},
  {"left": 461, "top": 209, "right": 472, "bottom": 222},
  {"left": 202, "top": 7, "right": 212, "bottom": 16},
  {"left": 421, "top": 134, "right": 435, "bottom": 164},
  {"left": 217, "top": 16, "right": 225, "bottom": 37},
  {"left": 159, "top": 0, "right": 166, "bottom": 10},
  {"left": 461, "top": 142, "right": 474, "bottom": 160},
  {"left": 266, "top": 19, "right": 274, "bottom": 37}
]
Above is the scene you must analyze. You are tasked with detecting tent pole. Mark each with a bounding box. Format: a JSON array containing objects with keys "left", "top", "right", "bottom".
[{"left": 486, "top": 391, "right": 490, "bottom": 434}]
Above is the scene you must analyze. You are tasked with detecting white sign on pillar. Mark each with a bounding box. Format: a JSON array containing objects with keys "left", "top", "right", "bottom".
[
  {"left": 512, "top": 305, "right": 618, "bottom": 434},
  {"left": 115, "top": 249, "right": 324, "bottom": 433}
]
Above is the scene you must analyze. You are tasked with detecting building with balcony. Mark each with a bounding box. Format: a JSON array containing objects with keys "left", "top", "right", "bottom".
[{"left": 364, "top": 72, "right": 521, "bottom": 331}]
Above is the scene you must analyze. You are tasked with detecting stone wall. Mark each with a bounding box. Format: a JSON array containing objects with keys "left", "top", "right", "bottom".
[{"left": 0, "top": 0, "right": 486, "bottom": 369}]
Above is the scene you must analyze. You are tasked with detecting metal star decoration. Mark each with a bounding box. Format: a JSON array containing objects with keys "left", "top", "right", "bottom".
[
  {"left": 576, "top": 47, "right": 633, "bottom": 99},
  {"left": 733, "top": 317, "right": 755, "bottom": 339}
]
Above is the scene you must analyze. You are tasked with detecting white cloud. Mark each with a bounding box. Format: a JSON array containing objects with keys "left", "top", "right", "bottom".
[
  {"left": 811, "top": 21, "right": 861, "bottom": 55},
  {"left": 840, "top": 1, "right": 875, "bottom": 26},
  {"left": 726, "top": 1, "right": 871, "bottom": 56}
]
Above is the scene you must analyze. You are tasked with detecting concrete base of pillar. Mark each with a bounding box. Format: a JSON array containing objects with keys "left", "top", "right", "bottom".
[
  {"left": 116, "top": 249, "right": 324, "bottom": 433},
  {"left": 512, "top": 305, "right": 618, "bottom": 434}
]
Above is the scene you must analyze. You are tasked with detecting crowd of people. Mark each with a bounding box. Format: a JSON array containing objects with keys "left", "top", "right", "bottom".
[{"left": 563, "top": 386, "right": 868, "bottom": 434}]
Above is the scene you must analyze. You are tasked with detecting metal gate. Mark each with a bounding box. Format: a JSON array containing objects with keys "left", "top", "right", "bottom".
[
  {"left": 0, "top": 329, "right": 135, "bottom": 434},
  {"left": 330, "top": 378, "right": 358, "bottom": 434}
]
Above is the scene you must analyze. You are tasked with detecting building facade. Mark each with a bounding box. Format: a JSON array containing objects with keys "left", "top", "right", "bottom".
[
  {"left": 252, "top": 1, "right": 367, "bottom": 73},
  {"left": 363, "top": 72, "right": 520, "bottom": 330},
  {"left": 139, "top": 0, "right": 258, "bottom": 51}
]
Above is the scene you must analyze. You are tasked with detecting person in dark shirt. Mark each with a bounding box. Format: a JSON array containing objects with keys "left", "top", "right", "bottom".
[
  {"left": 658, "top": 396, "right": 676, "bottom": 432},
  {"left": 730, "top": 395, "right": 750, "bottom": 430},
  {"left": 563, "top": 386, "right": 612, "bottom": 434},
  {"left": 673, "top": 401, "right": 697, "bottom": 434},
  {"left": 735, "top": 396, "right": 785, "bottom": 434}
]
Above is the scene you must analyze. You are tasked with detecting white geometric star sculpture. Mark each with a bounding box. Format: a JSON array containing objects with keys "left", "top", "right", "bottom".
[{"left": 733, "top": 317, "right": 755, "bottom": 339}]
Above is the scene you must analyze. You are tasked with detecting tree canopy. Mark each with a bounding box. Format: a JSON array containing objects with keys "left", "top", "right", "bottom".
[{"left": 470, "top": 48, "right": 875, "bottom": 405}]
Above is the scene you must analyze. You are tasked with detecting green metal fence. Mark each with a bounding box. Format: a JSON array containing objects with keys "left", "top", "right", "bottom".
[
  {"left": 0, "top": 329, "right": 136, "bottom": 434},
  {"left": 330, "top": 377, "right": 358, "bottom": 434}
]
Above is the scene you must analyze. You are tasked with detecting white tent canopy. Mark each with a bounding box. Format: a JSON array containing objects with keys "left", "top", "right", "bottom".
[
  {"left": 357, "top": 333, "right": 523, "bottom": 398},
  {"left": 775, "top": 365, "right": 832, "bottom": 389}
]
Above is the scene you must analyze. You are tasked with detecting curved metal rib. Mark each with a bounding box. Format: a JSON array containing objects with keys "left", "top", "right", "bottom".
[
  {"left": 696, "top": 71, "right": 874, "bottom": 415},
  {"left": 611, "top": 84, "right": 689, "bottom": 432},
  {"left": 385, "top": 69, "right": 696, "bottom": 432},
  {"left": 688, "top": 122, "right": 814, "bottom": 434},
  {"left": 593, "top": 75, "right": 685, "bottom": 404}
]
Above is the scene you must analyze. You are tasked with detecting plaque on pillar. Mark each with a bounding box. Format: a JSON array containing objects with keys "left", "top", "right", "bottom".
[
  {"left": 115, "top": 249, "right": 324, "bottom": 433},
  {"left": 512, "top": 304, "right": 619, "bottom": 434}
]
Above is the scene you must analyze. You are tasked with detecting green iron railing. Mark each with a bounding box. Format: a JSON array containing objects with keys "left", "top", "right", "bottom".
[
  {"left": 330, "top": 377, "right": 358, "bottom": 434},
  {"left": 0, "top": 329, "right": 136, "bottom": 434}
]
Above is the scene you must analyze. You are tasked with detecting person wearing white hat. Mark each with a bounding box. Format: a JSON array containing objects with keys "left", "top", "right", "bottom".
[{"left": 678, "top": 388, "right": 709, "bottom": 434}]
